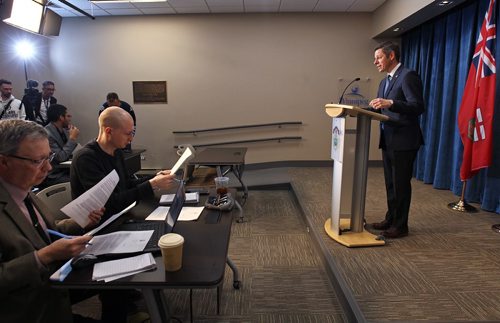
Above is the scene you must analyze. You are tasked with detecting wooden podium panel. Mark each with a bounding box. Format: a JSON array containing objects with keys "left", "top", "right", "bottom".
[{"left": 325, "top": 219, "right": 384, "bottom": 247}]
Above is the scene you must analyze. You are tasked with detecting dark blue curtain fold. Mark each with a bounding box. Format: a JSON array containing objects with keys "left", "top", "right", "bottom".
[{"left": 401, "top": 0, "right": 500, "bottom": 213}]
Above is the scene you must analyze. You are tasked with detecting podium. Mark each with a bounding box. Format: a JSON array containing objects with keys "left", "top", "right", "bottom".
[{"left": 324, "top": 103, "right": 389, "bottom": 247}]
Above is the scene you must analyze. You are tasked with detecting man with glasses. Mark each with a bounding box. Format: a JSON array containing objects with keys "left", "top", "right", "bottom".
[
  {"left": 99, "top": 92, "right": 136, "bottom": 151},
  {"left": 71, "top": 106, "right": 176, "bottom": 221},
  {"left": 23, "top": 80, "right": 57, "bottom": 126},
  {"left": 42, "top": 104, "right": 81, "bottom": 188},
  {"left": 0, "top": 119, "right": 104, "bottom": 322}
]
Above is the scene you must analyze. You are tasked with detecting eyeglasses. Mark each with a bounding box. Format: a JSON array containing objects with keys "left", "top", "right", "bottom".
[{"left": 8, "top": 152, "right": 55, "bottom": 167}]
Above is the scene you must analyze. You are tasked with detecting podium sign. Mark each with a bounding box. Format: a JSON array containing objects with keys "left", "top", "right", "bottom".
[{"left": 331, "top": 118, "right": 345, "bottom": 162}]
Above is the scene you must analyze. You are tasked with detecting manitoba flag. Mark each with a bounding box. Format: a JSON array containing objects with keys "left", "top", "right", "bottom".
[{"left": 458, "top": 0, "right": 496, "bottom": 181}]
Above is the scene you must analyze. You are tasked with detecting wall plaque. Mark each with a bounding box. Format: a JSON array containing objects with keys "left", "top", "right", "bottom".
[{"left": 132, "top": 81, "right": 167, "bottom": 104}]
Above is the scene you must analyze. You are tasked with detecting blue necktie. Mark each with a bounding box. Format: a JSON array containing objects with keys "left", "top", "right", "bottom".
[{"left": 384, "top": 75, "right": 392, "bottom": 97}]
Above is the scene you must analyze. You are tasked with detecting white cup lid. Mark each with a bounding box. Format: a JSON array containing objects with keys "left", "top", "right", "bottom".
[{"left": 158, "top": 233, "right": 184, "bottom": 247}]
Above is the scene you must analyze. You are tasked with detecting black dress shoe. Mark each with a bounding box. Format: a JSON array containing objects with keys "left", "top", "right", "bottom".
[
  {"left": 381, "top": 227, "right": 408, "bottom": 239},
  {"left": 371, "top": 220, "right": 391, "bottom": 230}
]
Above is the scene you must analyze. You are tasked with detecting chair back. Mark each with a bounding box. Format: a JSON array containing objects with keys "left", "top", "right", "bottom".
[{"left": 36, "top": 182, "right": 72, "bottom": 213}]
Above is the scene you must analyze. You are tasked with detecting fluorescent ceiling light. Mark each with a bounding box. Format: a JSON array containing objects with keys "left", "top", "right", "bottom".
[{"left": 2, "top": 0, "right": 44, "bottom": 34}]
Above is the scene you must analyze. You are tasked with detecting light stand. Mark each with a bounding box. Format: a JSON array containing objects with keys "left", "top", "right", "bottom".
[{"left": 23, "top": 60, "right": 28, "bottom": 82}]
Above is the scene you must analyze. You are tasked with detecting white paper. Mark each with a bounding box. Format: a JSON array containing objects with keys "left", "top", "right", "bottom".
[
  {"left": 85, "top": 202, "right": 136, "bottom": 236},
  {"left": 145, "top": 206, "right": 170, "bottom": 221},
  {"left": 82, "top": 230, "right": 154, "bottom": 255},
  {"left": 61, "top": 170, "right": 120, "bottom": 228},
  {"left": 170, "top": 146, "right": 194, "bottom": 174},
  {"left": 145, "top": 206, "right": 204, "bottom": 222},
  {"left": 92, "top": 253, "right": 156, "bottom": 281},
  {"left": 160, "top": 192, "right": 199, "bottom": 204}
]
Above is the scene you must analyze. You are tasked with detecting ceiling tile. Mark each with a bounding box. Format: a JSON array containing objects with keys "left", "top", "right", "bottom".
[
  {"left": 167, "top": 0, "right": 208, "bottom": 7},
  {"left": 207, "top": 0, "right": 243, "bottom": 6},
  {"left": 83, "top": 8, "right": 111, "bottom": 16},
  {"left": 348, "top": 0, "right": 385, "bottom": 12},
  {"left": 209, "top": 6, "right": 245, "bottom": 13},
  {"left": 131, "top": 1, "right": 173, "bottom": 8},
  {"left": 105, "top": 8, "right": 143, "bottom": 15},
  {"left": 140, "top": 7, "right": 177, "bottom": 13},
  {"left": 314, "top": 0, "right": 353, "bottom": 12},
  {"left": 92, "top": 1, "right": 136, "bottom": 9},
  {"left": 175, "top": 6, "right": 210, "bottom": 13}
]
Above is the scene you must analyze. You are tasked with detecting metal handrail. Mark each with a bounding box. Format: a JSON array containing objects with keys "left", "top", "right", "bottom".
[
  {"left": 172, "top": 121, "right": 302, "bottom": 135},
  {"left": 174, "top": 136, "right": 302, "bottom": 148}
]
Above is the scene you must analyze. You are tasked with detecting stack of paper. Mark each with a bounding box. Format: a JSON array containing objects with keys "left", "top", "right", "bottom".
[
  {"left": 92, "top": 253, "right": 156, "bottom": 282},
  {"left": 160, "top": 192, "right": 199, "bottom": 204},
  {"left": 145, "top": 206, "right": 204, "bottom": 221}
]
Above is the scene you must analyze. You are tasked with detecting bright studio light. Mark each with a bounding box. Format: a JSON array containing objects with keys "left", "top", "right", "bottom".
[{"left": 15, "top": 41, "right": 34, "bottom": 60}]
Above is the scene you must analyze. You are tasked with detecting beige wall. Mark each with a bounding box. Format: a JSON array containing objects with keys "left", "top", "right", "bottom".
[
  {"left": 2, "top": 13, "right": 385, "bottom": 169},
  {"left": 371, "top": 0, "right": 433, "bottom": 38}
]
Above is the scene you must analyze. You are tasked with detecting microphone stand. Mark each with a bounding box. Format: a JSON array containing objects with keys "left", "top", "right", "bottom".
[{"left": 338, "top": 77, "right": 360, "bottom": 104}]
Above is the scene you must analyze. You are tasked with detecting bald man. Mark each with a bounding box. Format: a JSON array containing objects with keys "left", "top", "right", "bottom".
[{"left": 70, "top": 107, "right": 175, "bottom": 221}]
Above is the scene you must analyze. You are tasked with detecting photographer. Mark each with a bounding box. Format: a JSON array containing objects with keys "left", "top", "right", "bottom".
[
  {"left": 0, "top": 79, "right": 24, "bottom": 120},
  {"left": 22, "top": 80, "right": 57, "bottom": 126}
]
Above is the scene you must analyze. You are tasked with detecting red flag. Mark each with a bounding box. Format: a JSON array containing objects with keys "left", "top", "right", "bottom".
[{"left": 458, "top": 0, "right": 496, "bottom": 181}]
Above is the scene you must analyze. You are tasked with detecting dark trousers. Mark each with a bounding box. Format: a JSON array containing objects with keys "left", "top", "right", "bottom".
[
  {"left": 382, "top": 149, "right": 418, "bottom": 230},
  {"left": 70, "top": 290, "right": 137, "bottom": 323}
]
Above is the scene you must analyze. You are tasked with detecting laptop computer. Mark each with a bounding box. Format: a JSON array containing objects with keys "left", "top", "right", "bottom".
[{"left": 97, "top": 180, "right": 186, "bottom": 254}]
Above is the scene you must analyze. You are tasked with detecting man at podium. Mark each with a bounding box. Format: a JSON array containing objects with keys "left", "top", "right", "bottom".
[{"left": 368, "top": 41, "right": 425, "bottom": 239}]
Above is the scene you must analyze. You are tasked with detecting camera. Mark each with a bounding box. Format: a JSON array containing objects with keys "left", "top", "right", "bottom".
[{"left": 24, "top": 79, "right": 39, "bottom": 96}]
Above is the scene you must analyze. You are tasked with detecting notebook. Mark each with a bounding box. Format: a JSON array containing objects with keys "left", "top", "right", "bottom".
[{"left": 98, "top": 181, "right": 186, "bottom": 254}]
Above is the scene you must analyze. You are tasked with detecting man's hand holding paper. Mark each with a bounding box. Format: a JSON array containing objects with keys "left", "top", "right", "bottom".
[{"left": 61, "top": 170, "right": 119, "bottom": 227}]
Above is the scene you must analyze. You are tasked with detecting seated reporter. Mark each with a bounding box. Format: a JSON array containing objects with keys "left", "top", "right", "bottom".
[
  {"left": 0, "top": 119, "right": 103, "bottom": 322},
  {"left": 71, "top": 106, "right": 176, "bottom": 221},
  {"left": 42, "top": 104, "right": 80, "bottom": 188}
]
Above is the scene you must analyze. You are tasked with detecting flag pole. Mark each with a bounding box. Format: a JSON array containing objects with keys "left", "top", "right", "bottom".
[{"left": 448, "top": 180, "right": 477, "bottom": 212}]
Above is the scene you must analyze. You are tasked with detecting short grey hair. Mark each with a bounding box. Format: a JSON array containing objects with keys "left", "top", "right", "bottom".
[{"left": 0, "top": 120, "right": 48, "bottom": 155}]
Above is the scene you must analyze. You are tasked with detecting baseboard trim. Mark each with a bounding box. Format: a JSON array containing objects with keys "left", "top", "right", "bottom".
[{"left": 245, "top": 160, "right": 382, "bottom": 170}]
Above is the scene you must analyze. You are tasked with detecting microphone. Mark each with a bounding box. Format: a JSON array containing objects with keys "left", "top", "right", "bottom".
[{"left": 338, "top": 77, "right": 360, "bottom": 104}]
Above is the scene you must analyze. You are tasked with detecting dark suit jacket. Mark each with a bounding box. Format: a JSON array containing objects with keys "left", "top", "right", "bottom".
[
  {"left": 22, "top": 93, "right": 57, "bottom": 125},
  {"left": 377, "top": 65, "right": 425, "bottom": 151},
  {"left": 45, "top": 123, "right": 78, "bottom": 181},
  {"left": 0, "top": 183, "right": 81, "bottom": 322}
]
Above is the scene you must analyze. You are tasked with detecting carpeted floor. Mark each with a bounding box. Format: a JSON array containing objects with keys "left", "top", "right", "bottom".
[
  {"left": 73, "top": 166, "right": 500, "bottom": 322},
  {"left": 289, "top": 166, "right": 500, "bottom": 322},
  {"left": 73, "top": 188, "right": 347, "bottom": 322}
]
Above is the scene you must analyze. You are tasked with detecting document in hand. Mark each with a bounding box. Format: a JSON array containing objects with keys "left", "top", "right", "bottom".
[
  {"left": 92, "top": 253, "right": 157, "bottom": 282},
  {"left": 170, "top": 145, "right": 195, "bottom": 175},
  {"left": 61, "top": 170, "right": 119, "bottom": 228}
]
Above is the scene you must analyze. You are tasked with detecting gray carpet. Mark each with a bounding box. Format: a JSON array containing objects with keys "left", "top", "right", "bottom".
[
  {"left": 289, "top": 166, "right": 500, "bottom": 322},
  {"left": 73, "top": 166, "right": 500, "bottom": 322},
  {"left": 73, "top": 188, "right": 347, "bottom": 322}
]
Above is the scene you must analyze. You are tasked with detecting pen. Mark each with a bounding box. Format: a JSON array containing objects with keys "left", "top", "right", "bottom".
[{"left": 47, "top": 229, "right": 93, "bottom": 246}]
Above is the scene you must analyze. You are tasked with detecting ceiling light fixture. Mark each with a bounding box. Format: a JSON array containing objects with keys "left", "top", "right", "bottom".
[
  {"left": 393, "top": 27, "right": 400, "bottom": 32},
  {"left": 438, "top": 1, "right": 453, "bottom": 6}
]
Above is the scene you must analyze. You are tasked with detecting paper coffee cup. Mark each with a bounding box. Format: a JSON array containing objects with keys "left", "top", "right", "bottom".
[{"left": 158, "top": 233, "right": 184, "bottom": 271}]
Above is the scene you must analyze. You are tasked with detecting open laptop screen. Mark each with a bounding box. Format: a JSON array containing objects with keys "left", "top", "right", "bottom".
[{"left": 167, "top": 180, "right": 185, "bottom": 228}]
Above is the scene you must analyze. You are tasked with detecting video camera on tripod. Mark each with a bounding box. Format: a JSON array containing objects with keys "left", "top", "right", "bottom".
[{"left": 22, "top": 80, "right": 39, "bottom": 108}]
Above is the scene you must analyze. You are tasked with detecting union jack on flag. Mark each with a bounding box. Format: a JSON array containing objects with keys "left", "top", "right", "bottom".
[{"left": 458, "top": 0, "right": 496, "bottom": 181}]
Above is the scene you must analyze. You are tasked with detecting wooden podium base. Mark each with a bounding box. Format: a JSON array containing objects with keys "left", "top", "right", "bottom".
[{"left": 324, "top": 218, "right": 385, "bottom": 247}]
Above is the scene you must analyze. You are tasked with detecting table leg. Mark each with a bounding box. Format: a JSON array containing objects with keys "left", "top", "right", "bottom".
[{"left": 142, "top": 289, "right": 169, "bottom": 323}]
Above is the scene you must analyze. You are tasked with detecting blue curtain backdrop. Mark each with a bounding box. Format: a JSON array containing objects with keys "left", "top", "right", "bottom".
[{"left": 401, "top": 0, "right": 500, "bottom": 214}]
